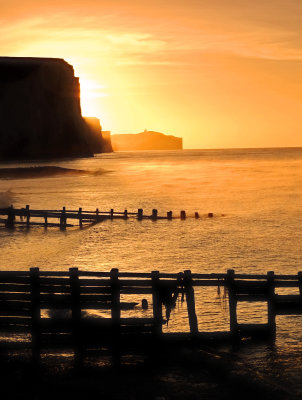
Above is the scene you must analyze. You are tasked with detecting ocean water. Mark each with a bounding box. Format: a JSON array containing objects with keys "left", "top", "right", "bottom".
[{"left": 1, "top": 147, "right": 302, "bottom": 392}]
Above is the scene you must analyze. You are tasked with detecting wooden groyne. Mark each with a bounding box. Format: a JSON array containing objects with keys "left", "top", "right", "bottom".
[
  {"left": 0, "top": 269, "right": 302, "bottom": 363},
  {"left": 0, "top": 206, "right": 214, "bottom": 229}
]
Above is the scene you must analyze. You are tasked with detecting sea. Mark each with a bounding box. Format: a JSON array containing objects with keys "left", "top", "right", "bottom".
[{"left": 1, "top": 147, "right": 302, "bottom": 394}]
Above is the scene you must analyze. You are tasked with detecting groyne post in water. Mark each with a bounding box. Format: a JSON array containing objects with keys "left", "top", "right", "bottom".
[
  {"left": 184, "top": 270, "right": 198, "bottom": 337},
  {"left": 70, "top": 267, "right": 82, "bottom": 365},
  {"left": 5, "top": 205, "right": 15, "bottom": 228},
  {"left": 267, "top": 271, "right": 276, "bottom": 340},
  {"left": 138, "top": 209, "right": 143, "bottom": 221},
  {"left": 110, "top": 268, "right": 121, "bottom": 366},
  {"left": 167, "top": 211, "right": 172, "bottom": 220},
  {"left": 26, "top": 205, "right": 30, "bottom": 227},
  {"left": 60, "top": 206, "right": 67, "bottom": 230},
  {"left": 227, "top": 269, "right": 238, "bottom": 339},
  {"left": 30, "top": 267, "right": 41, "bottom": 364},
  {"left": 78, "top": 207, "right": 82, "bottom": 228},
  {"left": 152, "top": 270, "right": 162, "bottom": 337},
  {"left": 152, "top": 209, "right": 158, "bottom": 221},
  {"left": 124, "top": 209, "right": 128, "bottom": 219},
  {"left": 180, "top": 210, "right": 186, "bottom": 220},
  {"left": 298, "top": 271, "right": 302, "bottom": 296}
]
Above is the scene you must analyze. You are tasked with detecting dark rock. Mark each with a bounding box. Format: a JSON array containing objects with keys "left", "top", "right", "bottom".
[
  {"left": 0, "top": 57, "right": 109, "bottom": 159},
  {"left": 84, "top": 117, "right": 113, "bottom": 153}
]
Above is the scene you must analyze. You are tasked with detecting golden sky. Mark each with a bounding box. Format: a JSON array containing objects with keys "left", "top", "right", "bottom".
[{"left": 1, "top": 0, "right": 302, "bottom": 148}]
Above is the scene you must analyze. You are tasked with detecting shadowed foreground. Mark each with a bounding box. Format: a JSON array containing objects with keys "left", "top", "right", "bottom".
[{"left": 0, "top": 344, "right": 297, "bottom": 400}]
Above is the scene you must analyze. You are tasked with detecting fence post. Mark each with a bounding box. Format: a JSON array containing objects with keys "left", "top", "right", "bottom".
[
  {"left": 60, "top": 206, "right": 66, "bottom": 229},
  {"left": 110, "top": 268, "right": 120, "bottom": 367},
  {"left": 167, "top": 211, "right": 172, "bottom": 220},
  {"left": 180, "top": 210, "right": 186, "bottom": 220},
  {"left": 227, "top": 269, "right": 238, "bottom": 339},
  {"left": 138, "top": 209, "right": 143, "bottom": 220},
  {"left": 5, "top": 205, "right": 15, "bottom": 228},
  {"left": 151, "top": 271, "right": 162, "bottom": 337},
  {"left": 183, "top": 270, "right": 198, "bottom": 337},
  {"left": 44, "top": 212, "right": 48, "bottom": 228},
  {"left": 267, "top": 271, "right": 276, "bottom": 340},
  {"left": 78, "top": 207, "right": 82, "bottom": 228},
  {"left": 26, "top": 205, "right": 30, "bottom": 227},
  {"left": 152, "top": 209, "right": 158, "bottom": 220},
  {"left": 30, "top": 267, "right": 40, "bottom": 364},
  {"left": 70, "top": 268, "right": 82, "bottom": 365},
  {"left": 298, "top": 272, "right": 302, "bottom": 296}
]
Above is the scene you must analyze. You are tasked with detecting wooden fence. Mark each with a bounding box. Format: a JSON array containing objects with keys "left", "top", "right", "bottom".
[
  {"left": 0, "top": 269, "right": 302, "bottom": 363},
  {"left": 0, "top": 206, "right": 214, "bottom": 229}
]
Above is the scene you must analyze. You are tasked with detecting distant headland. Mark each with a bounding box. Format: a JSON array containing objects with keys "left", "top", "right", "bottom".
[
  {"left": 0, "top": 57, "right": 111, "bottom": 160},
  {"left": 111, "top": 130, "right": 183, "bottom": 151}
]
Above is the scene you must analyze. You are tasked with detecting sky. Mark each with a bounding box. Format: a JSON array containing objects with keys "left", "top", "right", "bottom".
[{"left": 1, "top": 0, "right": 302, "bottom": 149}]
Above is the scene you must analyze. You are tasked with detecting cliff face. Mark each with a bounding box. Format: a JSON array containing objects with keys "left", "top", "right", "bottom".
[
  {"left": 111, "top": 131, "right": 183, "bottom": 151},
  {"left": 84, "top": 117, "right": 113, "bottom": 153},
  {"left": 0, "top": 57, "right": 106, "bottom": 159}
]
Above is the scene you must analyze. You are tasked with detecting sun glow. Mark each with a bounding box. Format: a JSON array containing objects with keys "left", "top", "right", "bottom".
[{"left": 79, "top": 78, "right": 107, "bottom": 119}]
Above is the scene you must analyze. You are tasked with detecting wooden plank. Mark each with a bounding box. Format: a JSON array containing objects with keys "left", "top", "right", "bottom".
[
  {"left": 80, "top": 286, "right": 112, "bottom": 294},
  {"left": 120, "top": 287, "right": 153, "bottom": 295},
  {"left": 80, "top": 294, "right": 112, "bottom": 301},
  {"left": 0, "top": 300, "right": 32, "bottom": 310},
  {"left": 0, "top": 309, "right": 31, "bottom": 316},
  {"left": 0, "top": 316, "right": 32, "bottom": 325},
  {"left": 39, "top": 277, "right": 71, "bottom": 285},
  {"left": 40, "top": 285, "right": 71, "bottom": 294},
  {"left": 0, "top": 276, "right": 31, "bottom": 284},
  {"left": 0, "top": 292, "right": 31, "bottom": 301}
]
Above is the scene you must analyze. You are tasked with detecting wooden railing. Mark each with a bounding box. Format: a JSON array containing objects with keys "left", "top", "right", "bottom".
[
  {"left": 0, "top": 269, "right": 302, "bottom": 362},
  {"left": 0, "top": 206, "right": 214, "bottom": 229}
]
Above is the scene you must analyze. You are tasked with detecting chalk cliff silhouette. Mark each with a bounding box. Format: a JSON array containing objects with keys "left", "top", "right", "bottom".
[
  {"left": 111, "top": 130, "right": 183, "bottom": 151},
  {"left": 0, "top": 57, "right": 110, "bottom": 159}
]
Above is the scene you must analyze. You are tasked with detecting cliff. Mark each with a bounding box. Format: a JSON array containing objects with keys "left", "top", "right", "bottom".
[
  {"left": 0, "top": 57, "right": 108, "bottom": 159},
  {"left": 111, "top": 130, "right": 183, "bottom": 151},
  {"left": 84, "top": 117, "right": 113, "bottom": 153}
]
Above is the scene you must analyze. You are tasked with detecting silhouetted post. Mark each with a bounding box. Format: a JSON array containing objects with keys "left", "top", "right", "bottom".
[
  {"left": 110, "top": 209, "right": 114, "bottom": 219},
  {"left": 208, "top": 212, "right": 214, "bottom": 218},
  {"left": 5, "top": 205, "right": 15, "bottom": 228},
  {"left": 152, "top": 209, "right": 158, "bottom": 220},
  {"left": 195, "top": 212, "right": 199, "bottom": 219},
  {"left": 151, "top": 271, "right": 162, "bottom": 336},
  {"left": 44, "top": 212, "right": 48, "bottom": 228},
  {"left": 184, "top": 270, "right": 198, "bottom": 337},
  {"left": 26, "top": 205, "right": 30, "bottom": 227},
  {"left": 180, "top": 210, "right": 186, "bottom": 220},
  {"left": 70, "top": 268, "right": 82, "bottom": 365},
  {"left": 60, "top": 206, "right": 67, "bottom": 229},
  {"left": 167, "top": 211, "right": 172, "bottom": 220},
  {"left": 138, "top": 209, "right": 143, "bottom": 220},
  {"left": 110, "top": 268, "right": 120, "bottom": 366},
  {"left": 96, "top": 208, "right": 99, "bottom": 217},
  {"left": 227, "top": 269, "right": 237, "bottom": 338},
  {"left": 298, "top": 272, "right": 302, "bottom": 296},
  {"left": 267, "top": 271, "right": 276, "bottom": 340},
  {"left": 30, "top": 267, "right": 40, "bottom": 364},
  {"left": 124, "top": 209, "right": 128, "bottom": 219},
  {"left": 78, "top": 207, "right": 82, "bottom": 228}
]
